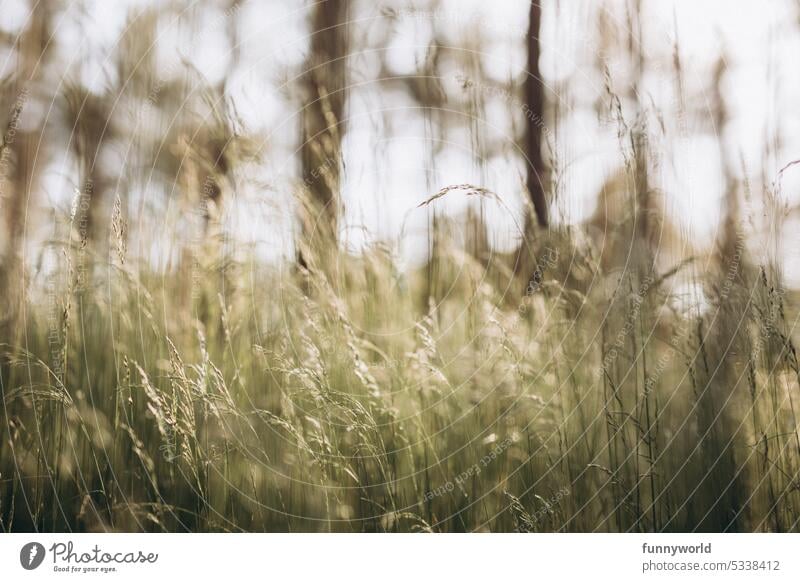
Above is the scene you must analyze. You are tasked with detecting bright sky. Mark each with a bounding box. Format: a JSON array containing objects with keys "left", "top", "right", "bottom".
[{"left": 2, "top": 0, "right": 799, "bottom": 282}]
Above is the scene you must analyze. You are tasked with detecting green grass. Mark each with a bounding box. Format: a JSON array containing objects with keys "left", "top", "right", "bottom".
[{"left": 2, "top": 191, "right": 800, "bottom": 532}]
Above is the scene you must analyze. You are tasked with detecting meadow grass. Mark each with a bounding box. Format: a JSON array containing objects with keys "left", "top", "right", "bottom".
[{"left": 2, "top": 179, "right": 799, "bottom": 533}]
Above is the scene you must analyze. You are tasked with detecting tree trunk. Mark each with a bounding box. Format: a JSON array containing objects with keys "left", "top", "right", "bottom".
[
  {"left": 299, "top": 0, "right": 348, "bottom": 258},
  {"left": 525, "top": 1, "right": 547, "bottom": 229},
  {"left": 0, "top": 1, "right": 49, "bottom": 329}
]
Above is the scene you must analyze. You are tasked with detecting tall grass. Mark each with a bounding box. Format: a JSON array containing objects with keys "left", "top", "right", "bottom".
[
  {"left": 2, "top": 170, "right": 799, "bottom": 532},
  {"left": 1, "top": 0, "right": 799, "bottom": 533}
]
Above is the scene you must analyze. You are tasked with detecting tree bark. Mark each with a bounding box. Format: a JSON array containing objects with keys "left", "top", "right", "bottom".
[
  {"left": 300, "top": 0, "right": 348, "bottom": 254},
  {"left": 525, "top": 1, "right": 547, "bottom": 228},
  {"left": 0, "top": 1, "right": 48, "bottom": 328}
]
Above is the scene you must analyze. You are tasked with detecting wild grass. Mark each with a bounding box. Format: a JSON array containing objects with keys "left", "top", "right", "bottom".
[
  {"left": 1, "top": 0, "right": 799, "bottom": 533},
  {"left": 2, "top": 177, "right": 799, "bottom": 532}
]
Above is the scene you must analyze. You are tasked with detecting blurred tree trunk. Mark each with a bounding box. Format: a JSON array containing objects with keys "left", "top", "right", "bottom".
[
  {"left": 0, "top": 1, "right": 49, "bottom": 330},
  {"left": 299, "top": 0, "right": 348, "bottom": 262},
  {"left": 525, "top": 1, "right": 547, "bottom": 229},
  {"left": 514, "top": 2, "right": 548, "bottom": 284}
]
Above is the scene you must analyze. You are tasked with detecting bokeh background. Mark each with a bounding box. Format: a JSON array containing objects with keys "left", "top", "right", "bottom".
[{"left": 2, "top": 0, "right": 800, "bottom": 533}]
